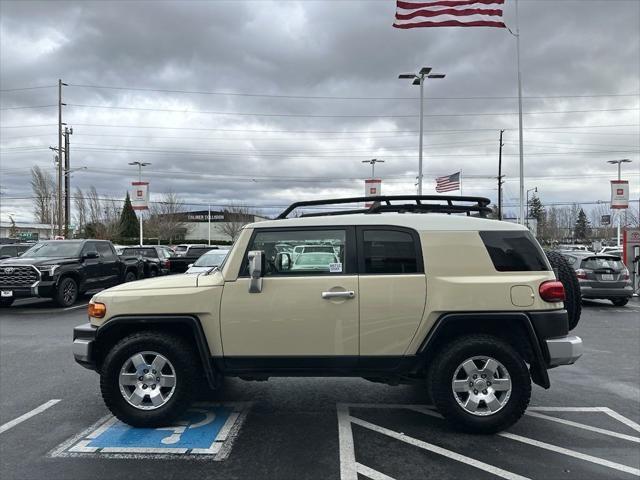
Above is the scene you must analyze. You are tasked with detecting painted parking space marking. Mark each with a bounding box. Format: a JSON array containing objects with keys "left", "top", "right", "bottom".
[
  {"left": 50, "top": 402, "right": 251, "bottom": 460},
  {"left": 0, "top": 399, "right": 61, "bottom": 435},
  {"left": 338, "top": 403, "right": 640, "bottom": 480}
]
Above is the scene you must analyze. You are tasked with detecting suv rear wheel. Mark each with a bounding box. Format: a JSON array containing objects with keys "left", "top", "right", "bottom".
[
  {"left": 545, "top": 250, "right": 581, "bottom": 330},
  {"left": 611, "top": 298, "right": 629, "bottom": 307},
  {"left": 430, "top": 335, "right": 531, "bottom": 434},
  {"left": 100, "top": 332, "right": 197, "bottom": 427}
]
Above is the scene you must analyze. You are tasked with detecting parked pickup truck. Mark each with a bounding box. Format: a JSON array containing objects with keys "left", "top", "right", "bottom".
[
  {"left": 0, "top": 239, "right": 143, "bottom": 308},
  {"left": 120, "top": 246, "right": 174, "bottom": 277},
  {"left": 168, "top": 246, "right": 218, "bottom": 274}
]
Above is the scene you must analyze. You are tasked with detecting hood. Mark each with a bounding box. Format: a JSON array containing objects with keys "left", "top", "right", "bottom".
[
  {"left": 0, "top": 256, "right": 79, "bottom": 267},
  {"left": 106, "top": 273, "right": 199, "bottom": 292}
]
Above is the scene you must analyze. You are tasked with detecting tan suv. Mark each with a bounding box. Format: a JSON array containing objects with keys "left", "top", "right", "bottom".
[{"left": 73, "top": 196, "right": 583, "bottom": 433}]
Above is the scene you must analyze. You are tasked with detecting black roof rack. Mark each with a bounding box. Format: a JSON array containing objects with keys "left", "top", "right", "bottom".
[{"left": 277, "top": 195, "right": 492, "bottom": 219}]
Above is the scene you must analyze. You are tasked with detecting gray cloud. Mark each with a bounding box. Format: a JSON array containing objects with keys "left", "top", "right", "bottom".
[{"left": 1, "top": 0, "right": 638, "bottom": 222}]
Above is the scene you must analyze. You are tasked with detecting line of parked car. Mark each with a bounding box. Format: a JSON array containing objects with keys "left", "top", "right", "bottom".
[
  {"left": 553, "top": 245, "right": 633, "bottom": 306},
  {"left": 0, "top": 240, "right": 230, "bottom": 308}
]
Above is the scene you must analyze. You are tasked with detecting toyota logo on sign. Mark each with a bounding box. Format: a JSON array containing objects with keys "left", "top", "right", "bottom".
[{"left": 3, "top": 267, "right": 15, "bottom": 274}]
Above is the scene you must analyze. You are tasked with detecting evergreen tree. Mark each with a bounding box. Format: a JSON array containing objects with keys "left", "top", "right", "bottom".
[
  {"left": 528, "top": 194, "right": 546, "bottom": 240},
  {"left": 574, "top": 208, "right": 591, "bottom": 240},
  {"left": 119, "top": 193, "right": 139, "bottom": 240}
]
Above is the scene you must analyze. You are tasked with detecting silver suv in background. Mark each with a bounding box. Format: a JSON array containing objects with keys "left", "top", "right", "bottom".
[{"left": 560, "top": 252, "right": 633, "bottom": 306}]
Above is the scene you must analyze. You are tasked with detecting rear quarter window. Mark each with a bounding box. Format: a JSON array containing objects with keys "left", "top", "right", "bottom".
[{"left": 480, "top": 231, "right": 549, "bottom": 272}]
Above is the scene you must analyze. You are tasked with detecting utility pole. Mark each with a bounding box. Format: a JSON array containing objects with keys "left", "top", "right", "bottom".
[
  {"left": 64, "top": 126, "right": 73, "bottom": 238},
  {"left": 56, "top": 79, "right": 67, "bottom": 237},
  {"left": 498, "top": 130, "right": 504, "bottom": 220}
]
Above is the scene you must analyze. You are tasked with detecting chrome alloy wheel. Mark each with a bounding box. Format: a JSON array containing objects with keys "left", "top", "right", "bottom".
[
  {"left": 451, "top": 356, "right": 512, "bottom": 416},
  {"left": 118, "top": 351, "right": 176, "bottom": 410}
]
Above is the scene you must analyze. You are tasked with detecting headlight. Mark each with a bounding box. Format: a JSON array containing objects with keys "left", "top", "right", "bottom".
[{"left": 37, "top": 265, "right": 59, "bottom": 275}]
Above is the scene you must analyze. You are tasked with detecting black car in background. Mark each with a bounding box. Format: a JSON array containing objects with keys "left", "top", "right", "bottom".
[
  {"left": 560, "top": 251, "right": 633, "bottom": 306},
  {"left": 0, "top": 240, "right": 143, "bottom": 308},
  {"left": 0, "top": 243, "right": 32, "bottom": 260},
  {"left": 120, "top": 246, "right": 173, "bottom": 277},
  {"left": 168, "top": 246, "right": 218, "bottom": 273}
]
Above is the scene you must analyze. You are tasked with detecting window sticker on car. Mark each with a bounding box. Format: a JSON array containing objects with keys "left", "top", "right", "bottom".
[{"left": 329, "top": 262, "right": 343, "bottom": 273}]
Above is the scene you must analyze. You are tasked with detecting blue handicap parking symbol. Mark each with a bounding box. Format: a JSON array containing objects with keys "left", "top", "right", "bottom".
[{"left": 57, "top": 403, "right": 250, "bottom": 458}]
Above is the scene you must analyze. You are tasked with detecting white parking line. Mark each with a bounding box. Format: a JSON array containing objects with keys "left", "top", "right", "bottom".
[
  {"left": 501, "top": 432, "right": 640, "bottom": 476},
  {"left": 525, "top": 411, "right": 640, "bottom": 443},
  {"left": 0, "top": 399, "right": 61, "bottom": 434},
  {"left": 356, "top": 462, "right": 396, "bottom": 480},
  {"left": 350, "top": 416, "right": 531, "bottom": 480}
]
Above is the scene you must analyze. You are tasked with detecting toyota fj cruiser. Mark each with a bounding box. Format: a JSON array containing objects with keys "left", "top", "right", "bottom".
[{"left": 73, "top": 196, "right": 583, "bottom": 433}]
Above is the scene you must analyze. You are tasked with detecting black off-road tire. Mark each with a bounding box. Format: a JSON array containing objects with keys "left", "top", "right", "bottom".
[
  {"left": 124, "top": 271, "right": 137, "bottom": 283},
  {"left": 100, "top": 331, "right": 197, "bottom": 427},
  {"left": 0, "top": 298, "right": 14, "bottom": 307},
  {"left": 611, "top": 298, "right": 629, "bottom": 307},
  {"left": 430, "top": 335, "right": 531, "bottom": 434},
  {"left": 545, "top": 250, "right": 581, "bottom": 330},
  {"left": 54, "top": 277, "right": 78, "bottom": 307}
]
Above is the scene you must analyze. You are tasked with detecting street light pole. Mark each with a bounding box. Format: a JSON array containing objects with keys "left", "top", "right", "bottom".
[
  {"left": 129, "top": 161, "right": 151, "bottom": 246},
  {"left": 362, "top": 159, "right": 385, "bottom": 178},
  {"left": 607, "top": 159, "right": 632, "bottom": 247},
  {"left": 399, "top": 67, "right": 445, "bottom": 195}
]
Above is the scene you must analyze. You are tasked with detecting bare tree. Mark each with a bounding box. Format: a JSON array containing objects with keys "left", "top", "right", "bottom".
[
  {"left": 146, "top": 191, "right": 186, "bottom": 243},
  {"left": 30, "top": 166, "right": 57, "bottom": 225},
  {"left": 74, "top": 187, "right": 87, "bottom": 237},
  {"left": 218, "top": 203, "right": 254, "bottom": 242}
]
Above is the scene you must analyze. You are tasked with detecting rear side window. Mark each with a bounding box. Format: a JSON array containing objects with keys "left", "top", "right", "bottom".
[
  {"left": 480, "top": 231, "right": 549, "bottom": 272},
  {"left": 361, "top": 229, "right": 420, "bottom": 274}
]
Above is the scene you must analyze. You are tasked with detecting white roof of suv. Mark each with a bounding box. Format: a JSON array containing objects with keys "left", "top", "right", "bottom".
[{"left": 249, "top": 213, "right": 527, "bottom": 232}]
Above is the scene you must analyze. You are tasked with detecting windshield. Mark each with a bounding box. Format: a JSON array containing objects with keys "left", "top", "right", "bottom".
[
  {"left": 175, "top": 246, "right": 187, "bottom": 252},
  {"left": 295, "top": 253, "right": 336, "bottom": 266},
  {"left": 22, "top": 241, "right": 84, "bottom": 258},
  {"left": 122, "top": 248, "right": 157, "bottom": 257},
  {"left": 193, "top": 252, "right": 228, "bottom": 267}
]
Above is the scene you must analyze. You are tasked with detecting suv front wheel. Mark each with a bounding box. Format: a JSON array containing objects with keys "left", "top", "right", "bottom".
[
  {"left": 100, "top": 332, "right": 197, "bottom": 427},
  {"left": 430, "top": 335, "right": 531, "bottom": 434}
]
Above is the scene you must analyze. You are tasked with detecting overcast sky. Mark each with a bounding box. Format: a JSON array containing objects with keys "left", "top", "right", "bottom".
[{"left": 1, "top": 0, "right": 639, "bottom": 222}]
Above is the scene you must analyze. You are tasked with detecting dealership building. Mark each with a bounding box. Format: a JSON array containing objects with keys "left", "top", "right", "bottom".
[{"left": 171, "top": 210, "right": 268, "bottom": 242}]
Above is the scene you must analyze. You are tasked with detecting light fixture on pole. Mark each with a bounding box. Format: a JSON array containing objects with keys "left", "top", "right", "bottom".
[
  {"left": 362, "top": 158, "right": 384, "bottom": 178},
  {"left": 399, "top": 67, "right": 445, "bottom": 195},
  {"left": 607, "top": 159, "right": 632, "bottom": 247},
  {"left": 128, "top": 161, "right": 151, "bottom": 246}
]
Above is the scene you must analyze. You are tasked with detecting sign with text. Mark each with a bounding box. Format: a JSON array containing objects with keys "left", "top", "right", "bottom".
[
  {"left": 131, "top": 182, "right": 149, "bottom": 210},
  {"left": 364, "top": 179, "right": 382, "bottom": 207},
  {"left": 610, "top": 180, "right": 629, "bottom": 209}
]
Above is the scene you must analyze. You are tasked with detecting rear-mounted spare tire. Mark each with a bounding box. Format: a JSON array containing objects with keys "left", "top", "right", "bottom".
[{"left": 545, "top": 250, "right": 581, "bottom": 330}]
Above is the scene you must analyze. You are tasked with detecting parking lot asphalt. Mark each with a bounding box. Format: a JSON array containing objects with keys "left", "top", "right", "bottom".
[{"left": 1, "top": 298, "right": 639, "bottom": 480}]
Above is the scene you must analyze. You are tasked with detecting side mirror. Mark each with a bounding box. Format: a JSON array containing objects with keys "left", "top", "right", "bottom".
[
  {"left": 275, "top": 252, "right": 291, "bottom": 272},
  {"left": 84, "top": 251, "right": 99, "bottom": 259},
  {"left": 247, "top": 250, "right": 265, "bottom": 293},
  {"left": 188, "top": 263, "right": 193, "bottom": 268},
  {"left": 17, "top": 252, "right": 23, "bottom": 257}
]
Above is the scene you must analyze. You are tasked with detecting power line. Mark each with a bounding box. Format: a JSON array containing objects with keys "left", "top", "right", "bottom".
[
  {"left": 66, "top": 83, "right": 640, "bottom": 101},
  {"left": 0, "top": 104, "right": 57, "bottom": 111},
  {"left": 65, "top": 103, "right": 640, "bottom": 118},
  {"left": 0, "top": 85, "right": 57, "bottom": 93}
]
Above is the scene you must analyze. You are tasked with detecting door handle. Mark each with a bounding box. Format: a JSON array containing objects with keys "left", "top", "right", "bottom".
[{"left": 321, "top": 291, "right": 355, "bottom": 299}]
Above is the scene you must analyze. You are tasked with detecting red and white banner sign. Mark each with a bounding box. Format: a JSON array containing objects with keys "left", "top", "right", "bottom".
[
  {"left": 365, "top": 179, "right": 382, "bottom": 207},
  {"left": 131, "top": 181, "right": 149, "bottom": 210},
  {"left": 610, "top": 180, "right": 629, "bottom": 209}
]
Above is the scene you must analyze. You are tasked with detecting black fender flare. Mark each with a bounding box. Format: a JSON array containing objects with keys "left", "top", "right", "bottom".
[
  {"left": 95, "top": 315, "right": 217, "bottom": 388},
  {"left": 417, "top": 312, "right": 550, "bottom": 389}
]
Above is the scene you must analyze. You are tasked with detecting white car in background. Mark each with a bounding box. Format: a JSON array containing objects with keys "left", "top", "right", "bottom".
[{"left": 185, "top": 249, "right": 230, "bottom": 274}]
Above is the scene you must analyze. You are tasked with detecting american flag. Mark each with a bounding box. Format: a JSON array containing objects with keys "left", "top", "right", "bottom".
[
  {"left": 393, "top": 0, "right": 506, "bottom": 29},
  {"left": 435, "top": 172, "right": 461, "bottom": 192}
]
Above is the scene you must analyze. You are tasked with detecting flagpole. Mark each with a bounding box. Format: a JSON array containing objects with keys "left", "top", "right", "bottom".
[
  {"left": 459, "top": 170, "right": 463, "bottom": 196},
  {"left": 515, "top": 0, "right": 525, "bottom": 225}
]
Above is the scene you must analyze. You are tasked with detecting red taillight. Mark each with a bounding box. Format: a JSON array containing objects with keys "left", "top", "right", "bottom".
[
  {"left": 623, "top": 268, "right": 630, "bottom": 282},
  {"left": 575, "top": 269, "right": 587, "bottom": 280},
  {"left": 164, "top": 260, "right": 170, "bottom": 268},
  {"left": 539, "top": 281, "right": 565, "bottom": 303}
]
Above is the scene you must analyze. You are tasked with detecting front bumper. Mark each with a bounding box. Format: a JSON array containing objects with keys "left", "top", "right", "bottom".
[
  {"left": 73, "top": 323, "right": 98, "bottom": 370},
  {"left": 580, "top": 284, "right": 633, "bottom": 299},
  {"left": 0, "top": 280, "right": 56, "bottom": 299},
  {"left": 546, "top": 335, "right": 583, "bottom": 367}
]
